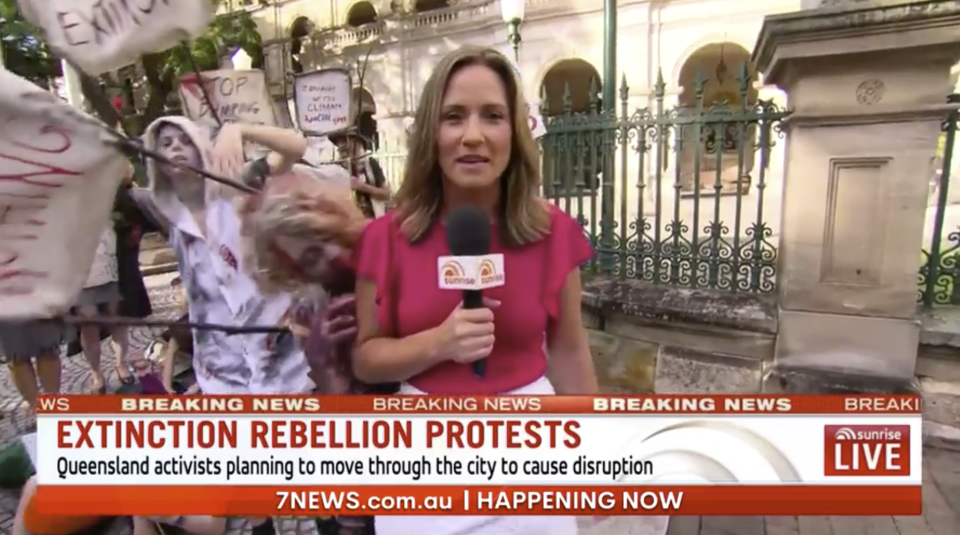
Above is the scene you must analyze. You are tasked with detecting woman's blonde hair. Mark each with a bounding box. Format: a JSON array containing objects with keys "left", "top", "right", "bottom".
[{"left": 393, "top": 46, "right": 550, "bottom": 247}]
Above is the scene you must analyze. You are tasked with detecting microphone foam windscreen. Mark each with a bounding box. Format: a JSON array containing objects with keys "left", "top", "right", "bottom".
[{"left": 446, "top": 206, "right": 492, "bottom": 256}]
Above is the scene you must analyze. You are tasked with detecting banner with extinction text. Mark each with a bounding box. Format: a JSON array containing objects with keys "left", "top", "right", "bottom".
[
  {"left": 36, "top": 394, "right": 921, "bottom": 516},
  {"left": 18, "top": 0, "right": 213, "bottom": 76}
]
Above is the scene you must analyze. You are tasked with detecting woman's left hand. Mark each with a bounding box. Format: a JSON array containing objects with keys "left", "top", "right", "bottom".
[
  {"left": 322, "top": 295, "right": 357, "bottom": 344},
  {"left": 211, "top": 123, "right": 246, "bottom": 178}
]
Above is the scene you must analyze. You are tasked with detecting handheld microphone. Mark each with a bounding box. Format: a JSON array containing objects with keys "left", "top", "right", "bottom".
[{"left": 445, "top": 206, "right": 494, "bottom": 378}]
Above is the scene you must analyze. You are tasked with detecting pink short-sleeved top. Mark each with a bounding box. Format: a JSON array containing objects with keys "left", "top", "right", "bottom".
[{"left": 354, "top": 204, "right": 594, "bottom": 394}]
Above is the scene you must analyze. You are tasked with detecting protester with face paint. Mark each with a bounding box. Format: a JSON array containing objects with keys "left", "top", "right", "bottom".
[
  {"left": 129, "top": 117, "right": 310, "bottom": 396},
  {"left": 127, "top": 117, "right": 308, "bottom": 535}
]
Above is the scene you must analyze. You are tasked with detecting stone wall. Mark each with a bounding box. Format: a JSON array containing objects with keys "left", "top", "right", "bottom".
[{"left": 583, "top": 275, "right": 960, "bottom": 429}]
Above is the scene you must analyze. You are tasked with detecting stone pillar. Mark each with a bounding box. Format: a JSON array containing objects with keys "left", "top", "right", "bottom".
[{"left": 753, "top": 0, "right": 960, "bottom": 388}]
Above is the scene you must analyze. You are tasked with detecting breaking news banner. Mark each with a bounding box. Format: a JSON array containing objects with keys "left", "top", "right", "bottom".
[{"left": 34, "top": 394, "right": 921, "bottom": 517}]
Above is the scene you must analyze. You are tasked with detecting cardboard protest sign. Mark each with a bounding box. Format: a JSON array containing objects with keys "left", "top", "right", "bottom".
[
  {"left": 292, "top": 69, "right": 352, "bottom": 135},
  {"left": 0, "top": 69, "right": 128, "bottom": 319},
  {"left": 179, "top": 69, "right": 279, "bottom": 158},
  {"left": 17, "top": 0, "right": 213, "bottom": 76},
  {"left": 179, "top": 69, "right": 278, "bottom": 128}
]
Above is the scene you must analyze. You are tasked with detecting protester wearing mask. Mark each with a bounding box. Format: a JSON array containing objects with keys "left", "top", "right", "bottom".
[
  {"left": 330, "top": 130, "right": 390, "bottom": 219},
  {"left": 351, "top": 46, "right": 599, "bottom": 535}
]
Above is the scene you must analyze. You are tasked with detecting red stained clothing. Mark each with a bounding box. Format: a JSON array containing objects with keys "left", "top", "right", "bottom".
[{"left": 354, "top": 205, "right": 594, "bottom": 394}]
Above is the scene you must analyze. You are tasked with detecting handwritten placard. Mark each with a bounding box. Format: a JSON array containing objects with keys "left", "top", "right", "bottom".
[
  {"left": 179, "top": 69, "right": 278, "bottom": 128},
  {"left": 17, "top": 0, "right": 213, "bottom": 76},
  {"left": 293, "top": 69, "right": 352, "bottom": 135},
  {"left": 179, "top": 69, "right": 278, "bottom": 158},
  {"left": 0, "top": 69, "right": 128, "bottom": 319}
]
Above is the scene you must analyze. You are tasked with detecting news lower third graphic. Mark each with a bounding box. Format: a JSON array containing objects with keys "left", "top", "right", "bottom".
[{"left": 33, "top": 394, "right": 924, "bottom": 516}]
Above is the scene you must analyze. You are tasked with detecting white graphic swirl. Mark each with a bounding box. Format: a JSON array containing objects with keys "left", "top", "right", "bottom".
[
  {"left": 833, "top": 427, "right": 857, "bottom": 440},
  {"left": 616, "top": 420, "right": 803, "bottom": 484}
]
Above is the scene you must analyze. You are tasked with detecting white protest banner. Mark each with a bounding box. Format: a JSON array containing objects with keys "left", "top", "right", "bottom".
[
  {"left": 17, "top": 0, "right": 213, "bottom": 76},
  {"left": 0, "top": 69, "right": 128, "bottom": 319},
  {"left": 292, "top": 69, "right": 352, "bottom": 135}
]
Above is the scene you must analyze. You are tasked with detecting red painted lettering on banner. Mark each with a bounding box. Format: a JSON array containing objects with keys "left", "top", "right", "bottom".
[{"left": 0, "top": 119, "right": 84, "bottom": 295}]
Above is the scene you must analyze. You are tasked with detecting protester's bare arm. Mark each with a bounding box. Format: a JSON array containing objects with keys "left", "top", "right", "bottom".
[
  {"left": 239, "top": 124, "right": 307, "bottom": 175},
  {"left": 352, "top": 279, "right": 446, "bottom": 383},
  {"left": 127, "top": 188, "right": 171, "bottom": 235}
]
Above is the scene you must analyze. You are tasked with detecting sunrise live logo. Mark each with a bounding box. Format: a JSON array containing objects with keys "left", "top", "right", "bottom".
[{"left": 823, "top": 425, "right": 911, "bottom": 476}]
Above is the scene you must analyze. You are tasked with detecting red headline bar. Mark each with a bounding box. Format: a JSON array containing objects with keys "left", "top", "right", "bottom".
[
  {"left": 36, "top": 394, "right": 921, "bottom": 415},
  {"left": 35, "top": 485, "right": 921, "bottom": 516}
]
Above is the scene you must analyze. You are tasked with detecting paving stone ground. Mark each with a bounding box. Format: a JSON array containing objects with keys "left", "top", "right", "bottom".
[{"left": 0, "top": 274, "right": 956, "bottom": 535}]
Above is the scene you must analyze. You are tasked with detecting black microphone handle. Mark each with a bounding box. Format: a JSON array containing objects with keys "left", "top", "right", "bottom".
[{"left": 462, "top": 290, "right": 486, "bottom": 378}]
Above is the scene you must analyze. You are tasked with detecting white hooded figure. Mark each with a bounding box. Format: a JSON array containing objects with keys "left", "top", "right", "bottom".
[{"left": 130, "top": 116, "right": 312, "bottom": 395}]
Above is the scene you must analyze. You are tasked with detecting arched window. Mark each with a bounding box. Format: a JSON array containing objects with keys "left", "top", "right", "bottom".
[
  {"left": 346, "top": 1, "right": 378, "bottom": 26},
  {"left": 414, "top": 0, "right": 449, "bottom": 13},
  {"left": 539, "top": 58, "right": 603, "bottom": 197},
  {"left": 289, "top": 16, "right": 313, "bottom": 74}
]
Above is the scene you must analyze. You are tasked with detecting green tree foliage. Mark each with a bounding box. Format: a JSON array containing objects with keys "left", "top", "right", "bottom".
[{"left": 0, "top": 0, "right": 263, "bottom": 135}]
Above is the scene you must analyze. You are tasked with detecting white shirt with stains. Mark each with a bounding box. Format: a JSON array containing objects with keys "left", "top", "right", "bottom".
[{"left": 132, "top": 189, "right": 311, "bottom": 395}]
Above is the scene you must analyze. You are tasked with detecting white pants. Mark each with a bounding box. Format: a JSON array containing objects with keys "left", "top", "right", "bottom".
[{"left": 376, "top": 377, "right": 579, "bottom": 535}]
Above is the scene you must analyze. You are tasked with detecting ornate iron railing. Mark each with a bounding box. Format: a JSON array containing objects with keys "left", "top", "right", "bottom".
[
  {"left": 919, "top": 94, "right": 960, "bottom": 307},
  {"left": 540, "top": 69, "right": 788, "bottom": 293}
]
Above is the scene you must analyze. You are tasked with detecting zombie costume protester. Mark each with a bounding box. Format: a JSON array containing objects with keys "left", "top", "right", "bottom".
[
  {"left": 242, "top": 168, "right": 385, "bottom": 535},
  {"left": 129, "top": 116, "right": 311, "bottom": 396}
]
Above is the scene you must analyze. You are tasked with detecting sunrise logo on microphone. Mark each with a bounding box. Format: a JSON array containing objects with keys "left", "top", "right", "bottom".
[
  {"left": 478, "top": 259, "right": 504, "bottom": 286},
  {"left": 440, "top": 260, "right": 475, "bottom": 287}
]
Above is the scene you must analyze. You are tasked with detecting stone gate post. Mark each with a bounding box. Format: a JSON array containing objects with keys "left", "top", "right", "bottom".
[{"left": 752, "top": 0, "right": 960, "bottom": 391}]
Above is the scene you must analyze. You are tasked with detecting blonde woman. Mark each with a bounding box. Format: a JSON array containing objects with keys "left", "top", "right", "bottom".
[{"left": 352, "top": 46, "right": 599, "bottom": 535}]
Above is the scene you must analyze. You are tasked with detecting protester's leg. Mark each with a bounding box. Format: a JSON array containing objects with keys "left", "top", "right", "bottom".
[
  {"left": 34, "top": 350, "right": 61, "bottom": 395},
  {"left": 8, "top": 361, "right": 38, "bottom": 411},
  {"left": 161, "top": 338, "right": 180, "bottom": 392},
  {"left": 76, "top": 305, "right": 106, "bottom": 392},
  {"left": 15, "top": 475, "right": 103, "bottom": 535},
  {"left": 11, "top": 475, "right": 36, "bottom": 535},
  {"left": 132, "top": 517, "right": 159, "bottom": 535},
  {"left": 107, "top": 301, "right": 137, "bottom": 382},
  {"left": 144, "top": 516, "right": 227, "bottom": 535}
]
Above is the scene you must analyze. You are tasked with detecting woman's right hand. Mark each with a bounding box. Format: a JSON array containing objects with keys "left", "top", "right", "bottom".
[{"left": 435, "top": 299, "right": 500, "bottom": 364}]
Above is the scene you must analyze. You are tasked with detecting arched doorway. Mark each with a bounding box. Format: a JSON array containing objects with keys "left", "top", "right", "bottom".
[
  {"left": 540, "top": 58, "right": 602, "bottom": 116},
  {"left": 677, "top": 42, "right": 758, "bottom": 194},
  {"left": 353, "top": 87, "right": 379, "bottom": 149},
  {"left": 539, "top": 59, "right": 603, "bottom": 196},
  {"left": 289, "top": 16, "right": 314, "bottom": 74},
  {"left": 414, "top": 0, "right": 449, "bottom": 13},
  {"left": 346, "top": 1, "right": 378, "bottom": 26}
]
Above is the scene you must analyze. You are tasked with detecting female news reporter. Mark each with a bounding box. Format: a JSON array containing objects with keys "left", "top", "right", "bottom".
[{"left": 351, "top": 46, "right": 599, "bottom": 535}]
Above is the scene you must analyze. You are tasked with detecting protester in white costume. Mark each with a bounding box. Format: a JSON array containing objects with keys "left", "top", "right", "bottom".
[{"left": 130, "top": 117, "right": 310, "bottom": 395}]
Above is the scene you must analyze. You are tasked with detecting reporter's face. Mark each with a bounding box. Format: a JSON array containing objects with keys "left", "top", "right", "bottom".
[{"left": 436, "top": 64, "right": 512, "bottom": 191}]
